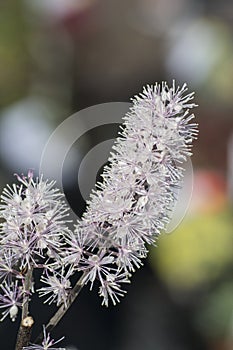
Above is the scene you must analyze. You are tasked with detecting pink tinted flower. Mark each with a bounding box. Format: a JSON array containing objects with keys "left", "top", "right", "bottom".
[{"left": 23, "top": 325, "right": 65, "bottom": 350}]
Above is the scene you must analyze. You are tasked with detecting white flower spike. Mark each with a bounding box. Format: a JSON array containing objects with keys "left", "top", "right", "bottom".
[{"left": 74, "top": 80, "right": 198, "bottom": 306}]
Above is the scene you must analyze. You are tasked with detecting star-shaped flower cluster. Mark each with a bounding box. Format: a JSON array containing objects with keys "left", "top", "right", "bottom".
[{"left": 0, "top": 172, "right": 72, "bottom": 321}]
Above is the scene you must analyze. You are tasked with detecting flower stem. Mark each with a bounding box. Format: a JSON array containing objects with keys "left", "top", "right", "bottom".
[
  {"left": 15, "top": 316, "right": 34, "bottom": 350},
  {"left": 15, "top": 267, "right": 34, "bottom": 350},
  {"left": 34, "top": 272, "right": 86, "bottom": 344},
  {"left": 22, "top": 267, "right": 33, "bottom": 320}
]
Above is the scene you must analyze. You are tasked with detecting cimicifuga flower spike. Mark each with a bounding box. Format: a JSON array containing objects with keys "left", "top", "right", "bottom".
[{"left": 74, "top": 80, "right": 198, "bottom": 306}]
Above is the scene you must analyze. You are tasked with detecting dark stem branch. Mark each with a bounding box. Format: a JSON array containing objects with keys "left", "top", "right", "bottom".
[
  {"left": 22, "top": 267, "right": 33, "bottom": 320},
  {"left": 15, "top": 317, "right": 34, "bottom": 350},
  {"left": 34, "top": 272, "right": 86, "bottom": 344},
  {"left": 15, "top": 267, "right": 34, "bottom": 350}
]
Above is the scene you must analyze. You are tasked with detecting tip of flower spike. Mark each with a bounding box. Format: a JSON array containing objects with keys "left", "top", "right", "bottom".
[
  {"left": 28, "top": 169, "right": 34, "bottom": 179},
  {"left": 14, "top": 169, "right": 34, "bottom": 182},
  {"left": 14, "top": 173, "right": 23, "bottom": 182}
]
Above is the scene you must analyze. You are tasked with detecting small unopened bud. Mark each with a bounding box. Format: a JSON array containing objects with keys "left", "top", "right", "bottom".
[{"left": 9, "top": 304, "right": 18, "bottom": 322}]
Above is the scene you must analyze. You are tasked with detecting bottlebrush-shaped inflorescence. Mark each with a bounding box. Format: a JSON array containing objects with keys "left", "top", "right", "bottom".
[
  {"left": 0, "top": 81, "right": 198, "bottom": 328},
  {"left": 69, "top": 81, "right": 198, "bottom": 306}
]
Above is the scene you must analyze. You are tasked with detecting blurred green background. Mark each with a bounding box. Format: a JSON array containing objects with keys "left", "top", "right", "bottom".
[{"left": 0, "top": 0, "right": 232, "bottom": 349}]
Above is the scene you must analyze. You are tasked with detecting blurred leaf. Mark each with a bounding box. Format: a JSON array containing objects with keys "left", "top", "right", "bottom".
[
  {"left": 0, "top": 0, "right": 29, "bottom": 106},
  {"left": 194, "top": 281, "right": 233, "bottom": 339},
  {"left": 150, "top": 211, "right": 233, "bottom": 290}
]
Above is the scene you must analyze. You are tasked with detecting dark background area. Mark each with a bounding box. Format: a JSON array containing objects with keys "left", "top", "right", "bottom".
[{"left": 0, "top": 1, "right": 232, "bottom": 349}]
